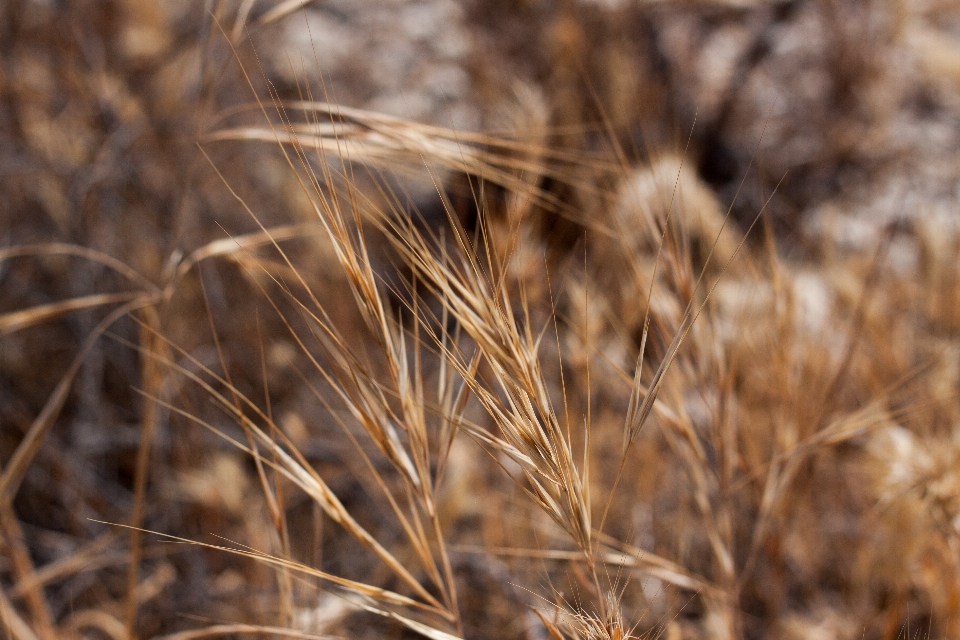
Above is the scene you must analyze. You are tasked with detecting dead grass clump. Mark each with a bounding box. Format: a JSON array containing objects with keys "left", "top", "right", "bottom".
[{"left": 7, "top": 1, "right": 960, "bottom": 640}]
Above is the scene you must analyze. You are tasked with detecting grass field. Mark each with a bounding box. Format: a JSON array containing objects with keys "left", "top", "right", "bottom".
[{"left": 4, "top": 1, "right": 960, "bottom": 639}]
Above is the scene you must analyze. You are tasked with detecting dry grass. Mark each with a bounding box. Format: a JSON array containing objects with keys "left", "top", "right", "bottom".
[{"left": 5, "top": 1, "right": 960, "bottom": 639}]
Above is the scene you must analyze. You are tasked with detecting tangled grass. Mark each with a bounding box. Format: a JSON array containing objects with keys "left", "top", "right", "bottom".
[{"left": 5, "top": 1, "right": 960, "bottom": 639}]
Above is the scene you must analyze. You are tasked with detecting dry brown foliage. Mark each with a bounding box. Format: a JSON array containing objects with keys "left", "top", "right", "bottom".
[{"left": 4, "top": 1, "right": 960, "bottom": 639}]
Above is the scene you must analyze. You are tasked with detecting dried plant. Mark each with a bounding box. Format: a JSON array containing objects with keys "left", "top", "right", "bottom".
[{"left": 6, "top": 1, "right": 960, "bottom": 640}]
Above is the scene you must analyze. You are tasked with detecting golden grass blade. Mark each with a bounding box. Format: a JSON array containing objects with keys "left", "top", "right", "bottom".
[
  {"left": 0, "top": 298, "right": 155, "bottom": 505},
  {"left": 62, "top": 609, "right": 126, "bottom": 640},
  {"left": 0, "top": 587, "right": 41, "bottom": 640},
  {"left": 0, "top": 292, "right": 143, "bottom": 337},
  {"left": 0, "top": 505, "right": 55, "bottom": 640},
  {"left": 530, "top": 608, "right": 566, "bottom": 640},
  {"left": 262, "top": 100, "right": 617, "bottom": 172},
  {"left": 9, "top": 533, "right": 123, "bottom": 599},
  {"left": 205, "top": 114, "right": 584, "bottom": 218},
  {"left": 168, "top": 223, "right": 318, "bottom": 289},
  {"left": 622, "top": 313, "right": 691, "bottom": 452},
  {"left": 99, "top": 522, "right": 432, "bottom": 613},
  {"left": 160, "top": 397, "right": 445, "bottom": 611},
  {"left": 113, "top": 328, "right": 448, "bottom": 613},
  {"left": 382, "top": 613, "right": 463, "bottom": 640},
  {"left": 208, "top": 126, "right": 541, "bottom": 197},
  {"left": 285, "top": 123, "right": 566, "bottom": 178},
  {"left": 354, "top": 600, "right": 464, "bottom": 640},
  {"left": 220, "top": 261, "right": 452, "bottom": 590},
  {"left": 455, "top": 543, "right": 712, "bottom": 594},
  {"left": 207, "top": 105, "right": 597, "bottom": 170},
  {"left": 125, "top": 308, "right": 167, "bottom": 639},
  {"left": 231, "top": 0, "right": 258, "bottom": 41},
  {"left": 257, "top": 0, "right": 315, "bottom": 25},
  {"left": 0, "top": 243, "right": 159, "bottom": 292},
  {"left": 154, "top": 624, "right": 338, "bottom": 640}
]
